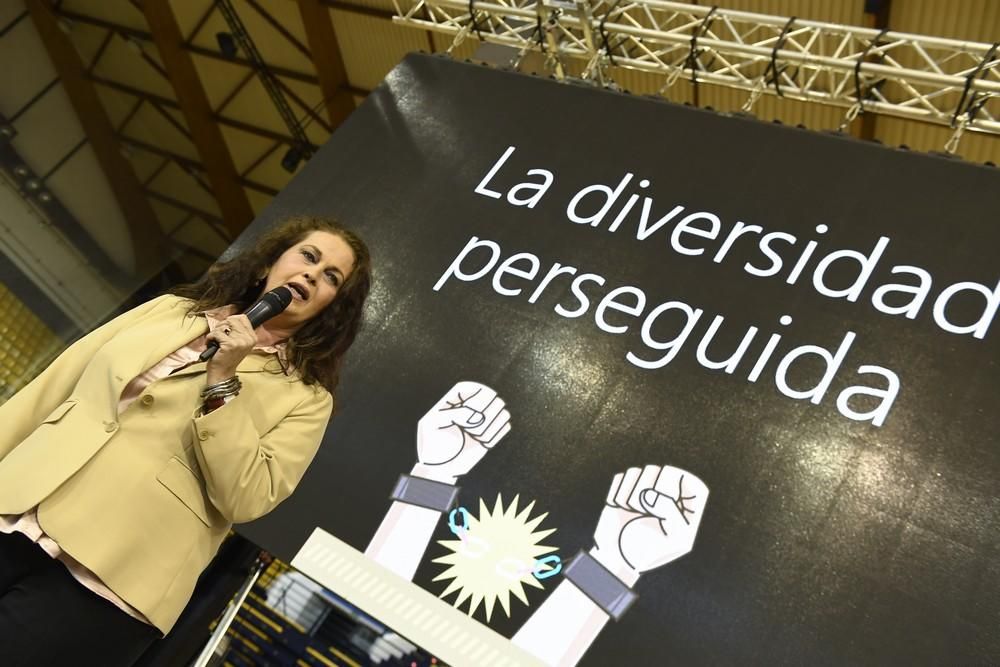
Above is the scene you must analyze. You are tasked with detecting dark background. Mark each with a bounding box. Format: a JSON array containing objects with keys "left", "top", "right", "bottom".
[{"left": 236, "top": 54, "right": 1000, "bottom": 665}]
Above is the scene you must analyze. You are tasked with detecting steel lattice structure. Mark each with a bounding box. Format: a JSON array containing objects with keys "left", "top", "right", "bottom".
[
  {"left": 393, "top": 0, "right": 1000, "bottom": 143},
  {"left": 217, "top": 0, "right": 316, "bottom": 158}
]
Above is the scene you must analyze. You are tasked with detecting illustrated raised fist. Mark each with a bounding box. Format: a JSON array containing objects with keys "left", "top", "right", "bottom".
[
  {"left": 410, "top": 381, "right": 511, "bottom": 484},
  {"left": 591, "top": 465, "right": 709, "bottom": 584}
]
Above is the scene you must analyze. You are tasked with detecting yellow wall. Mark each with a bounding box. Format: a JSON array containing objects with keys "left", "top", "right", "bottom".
[{"left": 0, "top": 283, "right": 61, "bottom": 404}]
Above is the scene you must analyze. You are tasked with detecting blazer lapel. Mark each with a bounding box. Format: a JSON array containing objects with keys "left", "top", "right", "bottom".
[
  {"left": 131, "top": 309, "right": 209, "bottom": 378},
  {"left": 109, "top": 302, "right": 282, "bottom": 386},
  {"left": 166, "top": 350, "right": 276, "bottom": 380}
]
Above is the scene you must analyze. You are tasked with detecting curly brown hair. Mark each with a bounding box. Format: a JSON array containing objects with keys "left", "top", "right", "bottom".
[{"left": 170, "top": 216, "right": 372, "bottom": 400}]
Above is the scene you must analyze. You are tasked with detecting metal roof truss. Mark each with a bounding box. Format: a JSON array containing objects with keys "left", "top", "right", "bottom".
[{"left": 393, "top": 0, "right": 1000, "bottom": 143}]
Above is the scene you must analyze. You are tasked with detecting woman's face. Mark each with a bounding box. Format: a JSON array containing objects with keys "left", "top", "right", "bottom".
[{"left": 261, "top": 230, "right": 356, "bottom": 328}]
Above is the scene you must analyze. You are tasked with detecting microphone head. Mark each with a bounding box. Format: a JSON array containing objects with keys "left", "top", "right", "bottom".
[
  {"left": 264, "top": 285, "right": 294, "bottom": 308},
  {"left": 245, "top": 285, "right": 294, "bottom": 328}
]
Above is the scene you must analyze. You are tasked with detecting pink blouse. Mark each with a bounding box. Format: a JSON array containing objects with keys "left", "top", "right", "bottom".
[{"left": 0, "top": 306, "right": 288, "bottom": 626}]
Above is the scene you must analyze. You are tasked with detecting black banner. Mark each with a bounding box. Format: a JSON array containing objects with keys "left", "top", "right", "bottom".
[{"left": 237, "top": 54, "right": 1000, "bottom": 665}]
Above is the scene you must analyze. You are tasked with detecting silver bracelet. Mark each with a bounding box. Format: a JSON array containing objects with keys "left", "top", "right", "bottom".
[
  {"left": 563, "top": 550, "right": 638, "bottom": 620},
  {"left": 202, "top": 376, "right": 239, "bottom": 393},
  {"left": 201, "top": 376, "right": 241, "bottom": 401},
  {"left": 203, "top": 387, "right": 240, "bottom": 402},
  {"left": 201, "top": 378, "right": 243, "bottom": 399}
]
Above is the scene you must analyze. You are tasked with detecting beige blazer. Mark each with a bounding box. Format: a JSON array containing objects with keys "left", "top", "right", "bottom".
[{"left": 0, "top": 295, "right": 333, "bottom": 634}]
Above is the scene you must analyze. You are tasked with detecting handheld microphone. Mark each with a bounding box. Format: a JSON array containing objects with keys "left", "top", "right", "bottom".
[{"left": 199, "top": 285, "right": 294, "bottom": 362}]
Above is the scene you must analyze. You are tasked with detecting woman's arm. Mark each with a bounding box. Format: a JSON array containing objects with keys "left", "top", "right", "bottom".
[
  {"left": 189, "top": 385, "right": 333, "bottom": 523},
  {"left": 0, "top": 295, "right": 173, "bottom": 461}
]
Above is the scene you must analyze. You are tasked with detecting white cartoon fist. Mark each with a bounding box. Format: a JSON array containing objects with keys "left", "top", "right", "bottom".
[
  {"left": 410, "top": 381, "right": 511, "bottom": 485},
  {"left": 591, "top": 465, "right": 709, "bottom": 585}
]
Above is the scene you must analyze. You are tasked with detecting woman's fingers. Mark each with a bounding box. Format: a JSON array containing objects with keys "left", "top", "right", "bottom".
[{"left": 206, "top": 315, "right": 257, "bottom": 372}]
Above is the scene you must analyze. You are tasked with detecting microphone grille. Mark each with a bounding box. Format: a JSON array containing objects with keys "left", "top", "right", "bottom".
[{"left": 268, "top": 285, "right": 293, "bottom": 308}]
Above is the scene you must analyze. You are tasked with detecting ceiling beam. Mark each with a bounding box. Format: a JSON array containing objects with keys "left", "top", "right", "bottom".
[
  {"left": 242, "top": 180, "right": 279, "bottom": 197},
  {"left": 57, "top": 8, "right": 373, "bottom": 97},
  {"left": 147, "top": 98, "right": 192, "bottom": 140},
  {"left": 185, "top": 3, "right": 218, "bottom": 43},
  {"left": 142, "top": 0, "right": 253, "bottom": 237},
  {"left": 168, "top": 237, "right": 219, "bottom": 265},
  {"left": 91, "top": 75, "right": 302, "bottom": 145},
  {"left": 9, "top": 78, "right": 59, "bottom": 123},
  {"left": 217, "top": 70, "right": 255, "bottom": 113},
  {"left": 121, "top": 135, "right": 279, "bottom": 198},
  {"left": 247, "top": 0, "right": 312, "bottom": 60},
  {"left": 241, "top": 140, "right": 283, "bottom": 177},
  {"left": 319, "top": 0, "right": 394, "bottom": 21},
  {"left": 142, "top": 157, "right": 171, "bottom": 187},
  {"left": 216, "top": 114, "right": 304, "bottom": 147},
  {"left": 275, "top": 76, "right": 332, "bottom": 133},
  {"left": 144, "top": 190, "right": 234, "bottom": 251},
  {"left": 26, "top": 0, "right": 164, "bottom": 272},
  {"left": 189, "top": 44, "right": 318, "bottom": 86},
  {"left": 298, "top": 0, "right": 355, "bottom": 127},
  {"left": 86, "top": 29, "right": 114, "bottom": 72},
  {"left": 91, "top": 75, "right": 176, "bottom": 108},
  {"left": 0, "top": 11, "right": 28, "bottom": 38},
  {"left": 115, "top": 97, "right": 144, "bottom": 133},
  {"left": 57, "top": 9, "right": 372, "bottom": 99},
  {"left": 144, "top": 188, "right": 225, "bottom": 229},
  {"left": 58, "top": 10, "right": 320, "bottom": 86}
]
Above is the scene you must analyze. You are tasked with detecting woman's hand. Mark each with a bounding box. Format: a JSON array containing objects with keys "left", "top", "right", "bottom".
[{"left": 205, "top": 314, "right": 256, "bottom": 385}]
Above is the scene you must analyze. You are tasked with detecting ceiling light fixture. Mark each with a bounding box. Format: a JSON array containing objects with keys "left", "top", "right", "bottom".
[
  {"left": 281, "top": 145, "right": 304, "bottom": 173},
  {"left": 216, "top": 32, "right": 238, "bottom": 59}
]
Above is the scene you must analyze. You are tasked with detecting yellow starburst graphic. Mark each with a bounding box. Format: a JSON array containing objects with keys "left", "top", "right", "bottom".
[{"left": 432, "top": 494, "right": 558, "bottom": 622}]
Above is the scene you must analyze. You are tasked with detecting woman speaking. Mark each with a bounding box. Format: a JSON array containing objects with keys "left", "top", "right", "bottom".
[{"left": 0, "top": 216, "right": 371, "bottom": 665}]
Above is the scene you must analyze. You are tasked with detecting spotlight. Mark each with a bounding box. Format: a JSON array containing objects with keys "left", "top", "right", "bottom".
[
  {"left": 25, "top": 179, "right": 40, "bottom": 191},
  {"left": 0, "top": 125, "right": 15, "bottom": 139},
  {"left": 13, "top": 166, "right": 28, "bottom": 177},
  {"left": 216, "top": 32, "right": 238, "bottom": 59},
  {"left": 38, "top": 192, "right": 52, "bottom": 203},
  {"left": 281, "top": 145, "right": 303, "bottom": 173}
]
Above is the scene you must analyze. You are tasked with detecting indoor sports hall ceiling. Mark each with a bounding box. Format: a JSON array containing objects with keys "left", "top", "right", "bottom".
[{"left": 0, "top": 0, "right": 997, "bottom": 329}]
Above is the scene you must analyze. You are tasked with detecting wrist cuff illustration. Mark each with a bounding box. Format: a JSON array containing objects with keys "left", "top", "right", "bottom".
[
  {"left": 389, "top": 474, "right": 459, "bottom": 513},
  {"left": 563, "top": 550, "right": 638, "bottom": 620}
]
